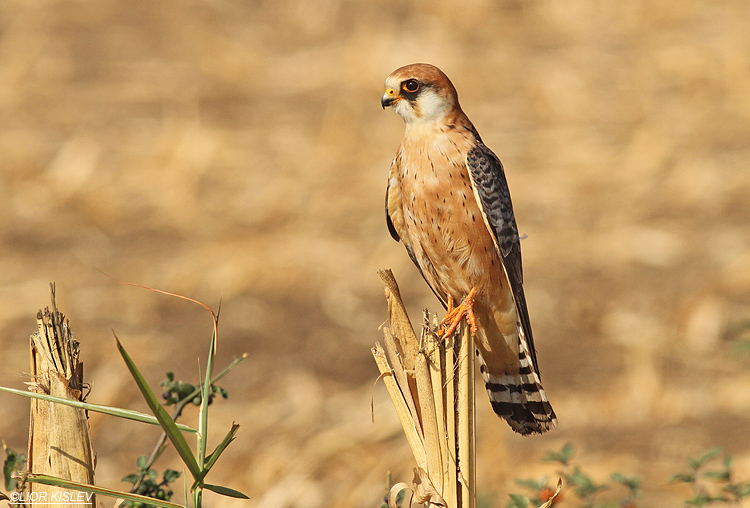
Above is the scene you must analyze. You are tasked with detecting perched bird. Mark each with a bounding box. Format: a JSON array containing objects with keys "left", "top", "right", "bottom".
[{"left": 381, "top": 63, "right": 556, "bottom": 435}]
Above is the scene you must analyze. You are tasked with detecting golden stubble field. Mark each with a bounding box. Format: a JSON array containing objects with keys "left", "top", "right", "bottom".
[{"left": 1, "top": 1, "right": 749, "bottom": 506}]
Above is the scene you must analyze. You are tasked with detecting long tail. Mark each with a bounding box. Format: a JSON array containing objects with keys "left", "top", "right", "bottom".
[{"left": 477, "top": 329, "right": 557, "bottom": 435}]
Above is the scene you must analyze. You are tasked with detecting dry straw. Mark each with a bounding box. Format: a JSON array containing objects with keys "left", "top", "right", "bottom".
[
  {"left": 373, "top": 269, "right": 561, "bottom": 508},
  {"left": 24, "top": 283, "right": 96, "bottom": 505},
  {"left": 373, "top": 269, "right": 475, "bottom": 508}
]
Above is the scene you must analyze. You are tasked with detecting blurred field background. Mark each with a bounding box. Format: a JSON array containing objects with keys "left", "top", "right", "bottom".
[{"left": 1, "top": 0, "right": 749, "bottom": 506}]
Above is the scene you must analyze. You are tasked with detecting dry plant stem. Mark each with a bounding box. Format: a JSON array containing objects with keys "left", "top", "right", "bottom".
[
  {"left": 380, "top": 269, "right": 423, "bottom": 428},
  {"left": 372, "top": 344, "right": 428, "bottom": 471},
  {"left": 378, "top": 269, "right": 420, "bottom": 369},
  {"left": 444, "top": 328, "right": 457, "bottom": 508},
  {"left": 25, "top": 283, "right": 96, "bottom": 506},
  {"left": 457, "top": 324, "right": 476, "bottom": 508},
  {"left": 374, "top": 269, "right": 476, "bottom": 508},
  {"left": 416, "top": 351, "right": 442, "bottom": 491},
  {"left": 384, "top": 328, "right": 423, "bottom": 442},
  {"left": 423, "top": 320, "right": 450, "bottom": 496}
]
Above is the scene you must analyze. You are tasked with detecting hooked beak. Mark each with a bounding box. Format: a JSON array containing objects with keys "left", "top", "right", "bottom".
[{"left": 381, "top": 88, "right": 399, "bottom": 109}]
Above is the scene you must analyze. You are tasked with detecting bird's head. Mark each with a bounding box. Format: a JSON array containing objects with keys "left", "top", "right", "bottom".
[{"left": 382, "top": 63, "right": 459, "bottom": 125}]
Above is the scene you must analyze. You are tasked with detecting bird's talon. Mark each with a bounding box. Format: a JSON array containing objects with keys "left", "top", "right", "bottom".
[
  {"left": 446, "top": 295, "right": 455, "bottom": 314},
  {"left": 440, "top": 288, "right": 478, "bottom": 339}
]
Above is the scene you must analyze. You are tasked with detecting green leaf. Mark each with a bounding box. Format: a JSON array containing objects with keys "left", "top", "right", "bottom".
[
  {"left": 610, "top": 472, "right": 626, "bottom": 484},
  {"left": 137, "top": 455, "right": 148, "bottom": 470},
  {"left": 515, "top": 477, "right": 547, "bottom": 491},
  {"left": 22, "top": 473, "right": 185, "bottom": 508},
  {"left": 736, "top": 482, "right": 750, "bottom": 498},
  {"left": 122, "top": 474, "right": 141, "bottom": 484},
  {"left": 723, "top": 481, "right": 750, "bottom": 499},
  {"left": 197, "top": 323, "right": 219, "bottom": 471},
  {"left": 568, "top": 468, "right": 608, "bottom": 497},
  {"left": 200, "top": 423, "right": 239, "bottom": 481},
  {"left": 669, "top": 473, "right": 695, "bottom": 484},
  {"left": 211, "top": 354, "right": 248, "bottom": 384},
  {"left": 610, "top": 472, "right": 641, "bottom": 491},
  {"left": 203, "top": 483, "right": 249, "bottom": 499},
  {"left": 163, "top": 470, "right": 182, "bottom": 484},
  {"left": 685, "top": 496, "right": 709, "bottom": 508},
  {"left": 704, "top": 470, "right": 731, "bottom": 482},
  {"left": 686, "top": 493, "right": 729, "bottom": 506},
  {"left": 506, "top": 493, "right": 529, "bottom": 508},
  {"left": 724, "top": 455, "right": 733, "bottom": 470},
  {"left": 116, "top": 336, "right": 201, "bottom": 480},
  {"left": 543, "top": 443, "right": 575, "bottom": 465},
  {"left": 4, "top": 447, "right": 26, "bottom": 491},
  {"left": 689, "top": 448, "right": 722, "bottom": 470},
  {"left": 0, "top": 386, "right": 196, "bottom": 433},
  {"left": 0, "top": 492, "right": 9, "bottom": 501}
]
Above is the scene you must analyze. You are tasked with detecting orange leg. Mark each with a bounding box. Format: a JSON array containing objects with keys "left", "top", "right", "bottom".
[{"left": 440, "top": 287, "right": 479, "bottom": 339}]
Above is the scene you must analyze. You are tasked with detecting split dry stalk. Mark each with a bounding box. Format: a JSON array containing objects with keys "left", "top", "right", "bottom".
[
  {"left": 23, "top": 283, "right": 96, "bottom": 506},
  {"left": 373, "top": 269, "right": 475, "bottom": 508}
]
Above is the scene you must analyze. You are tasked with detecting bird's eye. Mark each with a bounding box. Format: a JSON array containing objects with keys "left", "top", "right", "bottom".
[{"left": 402, "top": 79, "right": 420, "bottom": 93}]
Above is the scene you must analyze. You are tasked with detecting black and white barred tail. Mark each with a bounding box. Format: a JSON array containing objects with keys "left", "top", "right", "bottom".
[{"left": 477, "top": 330, "right": 557, "bottom": 435}]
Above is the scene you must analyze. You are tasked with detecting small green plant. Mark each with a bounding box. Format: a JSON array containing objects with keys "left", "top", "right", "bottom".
[
  {"left": 121, "top": 456, "right": 181, "bottom": 507},
  {"left": 507, "top": 477, "right": 558, "bottom": 508},
  {"left": 121, "top": 370, "right": 231, "bottom": 506},
  {"left": 610, "top": 473, "right": 641, "bottom": 507},
  {"left": 507, "top": 443, "right": 640, "bottom": 508},
  {"left": 506, "top": 445, "right": 750, "bottom": 508},
  {"left": 671, "top": 447, "right": 750, "bottom": 507},
  {"left": 0, "top": 284, "right": 249, "bottom": 508},
  {"left": 2, "top": 443, "right": 27, "bottom": 501},
  {"left": 161, "top": 372, "right": 228, "bottom": 408}
]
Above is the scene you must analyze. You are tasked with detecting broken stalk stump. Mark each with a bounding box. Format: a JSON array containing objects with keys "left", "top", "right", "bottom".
[
  {"left": 373, "top": 269, "right": 476, "bottom": 508},
  {"left": 23, "top": 283, "right": 95, "bottom": 507}
]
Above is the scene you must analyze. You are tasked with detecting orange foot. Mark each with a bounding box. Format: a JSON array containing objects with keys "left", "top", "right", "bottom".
[{"left": 440, "top": 287, "right": 479, "bottom": 339}]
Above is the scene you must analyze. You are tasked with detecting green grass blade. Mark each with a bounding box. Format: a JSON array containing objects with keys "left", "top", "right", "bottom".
[
  {"left": 116, "top": 336, "right": 201, "bottom": 480},
  {"left": 199, "top": 423, "right": 239, "bottom": 482},
  {"left": 21, "top": 473, "right": 184, "bottom": 508},
  {"left": 203, "top": 483, "right": 249, "bottom": 499},
  {"left": 211, "top": 353, "right": 248, "bottom": 384},
  {"left": 0, "top": 386, "right": 196, "bottom": 433},
  {"left": 198, "top": 322, "right": 218, "bottom": 470}
]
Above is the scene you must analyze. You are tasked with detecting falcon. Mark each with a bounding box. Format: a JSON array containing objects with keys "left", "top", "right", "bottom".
[{"left": 381, "top": 63, "right": 556, "bottom": 435}]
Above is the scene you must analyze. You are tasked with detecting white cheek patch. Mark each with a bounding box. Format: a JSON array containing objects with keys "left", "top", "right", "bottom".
[
  {"left": 393, "top": 99, "right": 417, "bottom": 122},
  {"left": 384, "top": 80, "right": 452, "bottom": 124},
  {"left": 415, "top": 89, "right": 451, "bottom": 122}
]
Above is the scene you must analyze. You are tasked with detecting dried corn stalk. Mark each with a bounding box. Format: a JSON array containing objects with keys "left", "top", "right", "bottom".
[
  {"left": 374, "top": 270, "right": 562, "bottom": 508},
  {"left": 373, "top": 269, "right": 475, "bottom": 508},
  {"left": 22, "top": 284, "right": 96, "bottom": 506}
]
